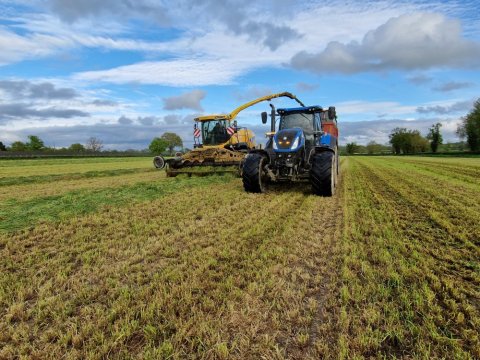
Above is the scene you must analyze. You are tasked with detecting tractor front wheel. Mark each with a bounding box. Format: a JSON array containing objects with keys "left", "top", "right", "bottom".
[
  {"left": 153, "top": 156, "right": 165, "bottom": 169},
  {"left": 310, "top": 151, "right": 335, "bottom": 196},
  {"left": 242, "top": 154, "right": 268, "bottom": 193}
]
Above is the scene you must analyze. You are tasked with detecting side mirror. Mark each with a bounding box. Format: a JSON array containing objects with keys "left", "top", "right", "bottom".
[
  {"left": 328, "top": 106, "right": 336, "bottom": 120},
  {"left": 261, "top": 112, "right": 268, "bottom": 124}
]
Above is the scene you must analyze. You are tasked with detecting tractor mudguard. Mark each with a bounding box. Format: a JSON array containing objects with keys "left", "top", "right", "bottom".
[
  {"left": 317, "top": 133, "right": 337, "bottom": 151},
  {"left": 314, "top": 146, "right": 335, "bottom": 154}
]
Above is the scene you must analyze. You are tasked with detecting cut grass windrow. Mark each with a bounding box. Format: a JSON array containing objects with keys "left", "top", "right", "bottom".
[
  {"left": 0, "top": 168, "right": 156, "bottom": 187},
  {"left": 0, "top": 174, "right": 234, "bottom": 233},
  {"left": 0, "top": 157, "right": 152, "bottom": 177},
  {"left": 0, "top": 170, "right": 164, "bottom": 202}
]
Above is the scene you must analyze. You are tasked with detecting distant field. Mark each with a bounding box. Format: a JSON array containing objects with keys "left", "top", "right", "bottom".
[{"left": 0, "top": 156, "right": 478, "bottom": 359}]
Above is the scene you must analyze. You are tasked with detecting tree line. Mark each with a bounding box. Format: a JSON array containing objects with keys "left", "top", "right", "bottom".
[
  {"left": 344, "top": 99, "right": 480, "bottom": 155},
  {"left": 0, "top": 132, "right": 184, "bottom": 155},
  {"left": 0, "top": 136, "right": 105, "bottom": 153}
]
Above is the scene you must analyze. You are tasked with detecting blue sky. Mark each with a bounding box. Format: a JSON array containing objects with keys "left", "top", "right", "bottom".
[{"left": 1, "top": 0, "right": 479, "bottom": 149}]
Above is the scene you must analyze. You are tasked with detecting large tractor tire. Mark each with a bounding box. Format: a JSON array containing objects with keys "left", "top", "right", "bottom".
[
  {"left": 310, "top": 151, "right": 335, "bottom": 196},
  {"left": 242, "top": 153, "right": 267, "bottom": 193}
]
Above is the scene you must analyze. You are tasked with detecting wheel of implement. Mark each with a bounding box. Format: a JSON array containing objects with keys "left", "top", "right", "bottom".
[
  {"left": 242, "top": 153, "right": 267, "bottom": 193},
  {"left": 153, "top": 156, "right": 165, "bottom": 169},
  {"left": 310, "top": 151, "right": 335, "bottom": 196}
]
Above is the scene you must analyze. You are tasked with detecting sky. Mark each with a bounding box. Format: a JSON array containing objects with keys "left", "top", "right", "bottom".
[{"left": 0, "top": 0, "right": 479, "bottom": 150}]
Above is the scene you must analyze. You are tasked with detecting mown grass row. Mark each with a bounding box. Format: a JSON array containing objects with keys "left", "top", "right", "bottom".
[
  {"left": 0, "top": 177, "right": 342, "bottom": 359},
  {"left": 0, "top": 157, "right": 152, "bottom": 177},
  {"left": 0, "top": 157, "right": 152, "bottom": 168},
  {"left": 0, "top": 168, "right": 158, "bottom": 187},
  {"left": 338, "top": 156, "right": 479, "bottom": 358},
  {"left": 0, "top": 171, "right": 163, "bottom": 202},
  {"left": 0, "top": 174, "right": 234, "bottom": 233}
]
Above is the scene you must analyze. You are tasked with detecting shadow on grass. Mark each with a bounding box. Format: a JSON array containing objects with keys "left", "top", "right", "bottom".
[{"left": 266, "top": 181, "right": 314, "bottom": 195}]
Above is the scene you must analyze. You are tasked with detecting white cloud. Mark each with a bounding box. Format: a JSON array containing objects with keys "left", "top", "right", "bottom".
[
  {"left": 416, "top": 99, "right": 474, "bottom": 114},
  {"left": 432, "top": 81, "right": 474, "bottom": 92},
  {"left": 339, "top": 117, "right": 462, "bottom": 145},
  {"left": 75, "top": 58, "right": 255, "bottom": 86},
  {"left": 291, "top": 12, "right": 480, "bottom": 74},
  {"left": 0, "top": 26, "right": 71, "bottom": 65},
  {"left": 163, "top": 90, "right": 206, "bottom": 111},
  {"left": 336, "top": 100, "right": 417, "bottom": 116}
]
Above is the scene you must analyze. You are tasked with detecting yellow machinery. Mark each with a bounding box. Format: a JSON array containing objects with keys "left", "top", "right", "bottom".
[{"left": 153, "top": 92, "right": 305, "bottom": 176}]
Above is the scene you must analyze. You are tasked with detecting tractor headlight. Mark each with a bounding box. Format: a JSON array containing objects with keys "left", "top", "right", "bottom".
[
  {"left": 290, "top": 136, "right": 300, "bottom": 150},
  {"left": 272, "top": 140, "right": 278, "bottom": 150}
]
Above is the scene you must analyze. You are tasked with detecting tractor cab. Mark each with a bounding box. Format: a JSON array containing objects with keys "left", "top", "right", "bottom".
[
  {"left": 193, "top": 116, "right": 256, "bottom": 151},
  {"left": 262, "top": 106, "right": 337, "bottom": 167},
  {"left": 276, "top": 107, "right": 316, "bottom": 151},
  {"left": 200, "top": 118, "right": 230, "bottom": 146},
  {"left": 243, "top": 104, "right": 339, "bottom": 196}
]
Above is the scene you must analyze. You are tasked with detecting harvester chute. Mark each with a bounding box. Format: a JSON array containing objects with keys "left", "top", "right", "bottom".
[{"left": 154, "top": 92, "right": 304, "bottom": 177}]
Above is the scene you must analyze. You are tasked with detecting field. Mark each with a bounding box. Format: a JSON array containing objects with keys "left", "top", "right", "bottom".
[{"left": 0, "top": 156, "right": 479, "bottom": 359}]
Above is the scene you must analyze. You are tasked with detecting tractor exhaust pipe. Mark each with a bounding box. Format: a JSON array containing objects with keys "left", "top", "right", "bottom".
[{"left": 270, "top": 103, "right": 276, "bottom": 133}]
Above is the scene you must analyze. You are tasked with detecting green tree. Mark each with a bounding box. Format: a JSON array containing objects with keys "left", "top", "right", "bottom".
[
  {"left": 68, "top": 143, "right": 86, "bottom": 153},
  {"left": 26, "top": 135, "right": 45, "bottom": 151},
  {"left": 410, "top": 131, "right": 429, "bottom": 153},
  {"left": 345, "top": 142, "right": 358, "bottom": 155},
  {"left": 0, "top": 141, "right": 6, "bottom": 151},
  {"left": 149, "top": 137, "right": 168, "bottom": 155},
  {"left": 389, "top": 128, "right": 428, "bottom": 154},
  {"left": 10, "top": 141, "right": 27, "bottom": 151},
  {"left": 161, "top": 132, "right": 183, "bottom": 155},
  {"left": 366, "top": 141, "right": 383, "bottom": 154},
  {"left": 457, "top": 99, "right": 480, "bottom": 151},
  {"left": 389, "top": 128, "right": 409, "bottom": 154},
  {"left": 426, "top": 123, "right": 443, "bottom": 153}
]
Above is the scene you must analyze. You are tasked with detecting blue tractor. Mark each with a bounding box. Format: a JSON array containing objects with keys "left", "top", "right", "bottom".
[{"left": 241, "top": 104, "right": 339, "bottom": 196}]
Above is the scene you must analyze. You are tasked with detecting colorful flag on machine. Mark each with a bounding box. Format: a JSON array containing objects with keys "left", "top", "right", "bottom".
[
  {"left": 227, "top": 126, "right": 235, "bottom": 135},
  {"left": 194, "top": 128, "right": 201, "bottom": 138}
]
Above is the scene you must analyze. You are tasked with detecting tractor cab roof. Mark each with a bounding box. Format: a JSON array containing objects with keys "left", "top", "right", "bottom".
[{"left": 277, "top": 106, "right": 323, "bottom": 114}]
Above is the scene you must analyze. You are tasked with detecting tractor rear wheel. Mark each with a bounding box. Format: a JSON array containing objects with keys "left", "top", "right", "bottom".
[
  {"left": 242, "top": 154, "right": 267, "bottom": 193},
  {"left": 310, "top": 151, "right": 335, "bottom": 196}
]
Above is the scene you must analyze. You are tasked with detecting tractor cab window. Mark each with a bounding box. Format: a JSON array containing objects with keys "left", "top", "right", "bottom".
[
  {"left": 279, "top": 113, "right": 314, "bottom": 136},
  {"left": 202, "top": 119, "right": 231, "bottom": 145}
]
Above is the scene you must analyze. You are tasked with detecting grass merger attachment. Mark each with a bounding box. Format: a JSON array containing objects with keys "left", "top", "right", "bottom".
[
  {"left": 242, "top": 103, "right": 339, "bottom": 196},
  {"left": 153, "top": 92, "right": 305, "bottom": 177}
]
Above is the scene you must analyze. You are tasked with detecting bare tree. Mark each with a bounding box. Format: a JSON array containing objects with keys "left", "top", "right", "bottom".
[{"left": 86, "top": 137, "right": 103, "bottom": 152}]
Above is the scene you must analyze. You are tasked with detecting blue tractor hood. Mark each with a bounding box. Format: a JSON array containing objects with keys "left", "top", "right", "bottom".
[{"left": 273, "top": 128, "right": 304, "bottom": 152}]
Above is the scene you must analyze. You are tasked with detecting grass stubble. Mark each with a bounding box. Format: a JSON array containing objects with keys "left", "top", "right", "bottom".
[
  {"left": 0, "top": 156, "right": 479, "bottom": 359},
  {"left": 338, "top": 157, "right": 479, "bottom": 358},
  {"left": 0, "top": 157, "right": 344, "bottom": 359}
]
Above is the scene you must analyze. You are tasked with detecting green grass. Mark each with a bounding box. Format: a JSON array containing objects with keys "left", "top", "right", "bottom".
[
  {"left": 338, "top": 156, "right": 479, "bottom": 358},
  {"left": 0, "top": 168, "right": 156, "bottom": 186},
  {"left": 0, "top": 157, "right": 152, "bottom": 177},
  {"left": 0, "top": 155, "right": 479, "bottom": 359},
  {"left": 0, "top": 174, "right": 234, "bottom": 233}
]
